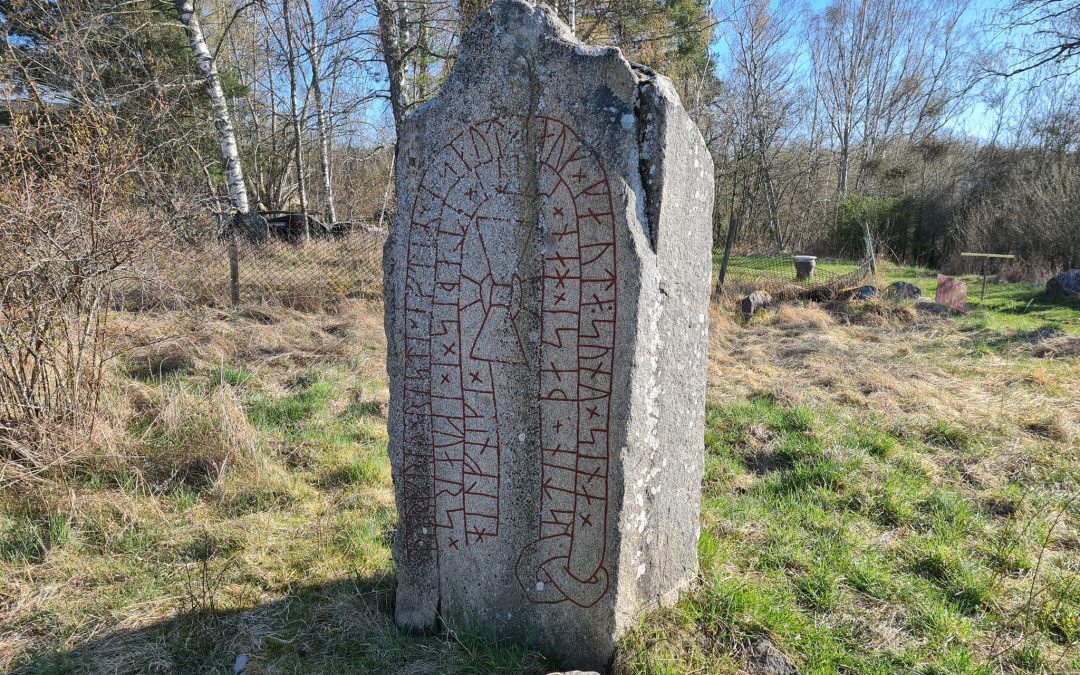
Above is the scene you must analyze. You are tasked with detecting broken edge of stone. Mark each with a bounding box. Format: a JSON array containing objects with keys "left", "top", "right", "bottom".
[{"left": 405, "top": 0, "right": 696, "bottom": 253}]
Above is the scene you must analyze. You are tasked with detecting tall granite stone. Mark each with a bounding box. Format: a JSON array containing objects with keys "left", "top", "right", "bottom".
[{"left": 382, "top": 0, "right": 714, "bottom": 667}]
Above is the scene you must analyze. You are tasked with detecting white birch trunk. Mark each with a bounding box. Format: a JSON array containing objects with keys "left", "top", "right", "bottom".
[
  {"left": 175, "top": 0, "right": 253, "bottom": 218},
  {"left": 283, "top": 0, "right": 310, "bottom": 240},
  {"left": 300, "top": 0, "right": 336, "bottom": 224}
]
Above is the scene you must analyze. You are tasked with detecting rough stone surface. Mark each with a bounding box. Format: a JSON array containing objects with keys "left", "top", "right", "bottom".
[
  {"left": 885, "top": 280, "right": 923, "bottom": 301},
  {"left": 851, "top": 285, "right": 878, "bottom": 300},
  {"left": 916, "top": 300, "right": 960, "bottom": 316},
  {"left": 1047, "top": 269, "right": 1080, "bottom": 298},
  {"left": 935, "top": 274, "right": 967, "bottom": 311},
  {"left": 794, "top": 257, "right": 816, "bottom": 281},
  {"left": 381, "top": 0, "right": 714, "bottom": 668},
  {"left": 748, "top": 638, "right": 797, "bottom": 674},
  {"left": 741, "top": 290, "right": 773, "bottom": 318}
]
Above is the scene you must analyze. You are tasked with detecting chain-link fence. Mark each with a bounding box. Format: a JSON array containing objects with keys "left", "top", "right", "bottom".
[
  {"left": 716, "top": 220, "right": 877, "bottom": 298},
  {"left": 111, "top": 227, "right": 387, "bottom": 312}
]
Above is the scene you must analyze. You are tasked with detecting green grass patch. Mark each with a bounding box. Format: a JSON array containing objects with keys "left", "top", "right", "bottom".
[
  {"left": 7, "top": 294, "right": 1078, "bottom": 674},
  {"left": 881, "top": 261, "right": 1080, "bottom": 336},
  {"left": 246, "top": 369, "right": 340, "bottom": 433}
]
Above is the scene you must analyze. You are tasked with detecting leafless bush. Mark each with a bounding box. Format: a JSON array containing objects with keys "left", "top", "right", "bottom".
[
  {"left": 0, "top": 109, "right": 162, "bottom": 466},
  {"left": 960, "top": 153, "right": 1080, "bottom": 270}
]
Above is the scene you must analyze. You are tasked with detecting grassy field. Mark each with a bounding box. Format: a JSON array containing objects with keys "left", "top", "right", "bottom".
[
  {"left": 722, "top": 255, "right": 865, "bottom": 278},
  {"left": 882, "top": 263, "right": 1080, "bottom": 337},
  {"left": 1, "top": 274, "right": 1078, "bottom": 673},
  {"left": 722, "top": 253, "right": 1080, "bottom": 336}
]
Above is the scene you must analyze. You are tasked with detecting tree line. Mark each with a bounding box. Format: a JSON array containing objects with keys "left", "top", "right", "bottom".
[{"left": 2, "top": 0, "right": 1078, "bottom": 269}]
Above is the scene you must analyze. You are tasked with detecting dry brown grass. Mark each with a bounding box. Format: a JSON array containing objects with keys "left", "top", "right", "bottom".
[
  {"left": 709, "top": 297, "right": 1080, "bottom": 444},
  {"left": 0, "top": 298, "right": 399, "bottom": 672},
  {"left": 2, "top": 292, "right": 1077, "bottom": 673}
]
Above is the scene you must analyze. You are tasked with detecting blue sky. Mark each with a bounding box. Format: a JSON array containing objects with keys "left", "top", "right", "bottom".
[
  {"left": 705, "top": 0, "right": 1032, "bottom": 141},
  {"left": 353, "top": 0, "right": 1063, "bottom": 143}
]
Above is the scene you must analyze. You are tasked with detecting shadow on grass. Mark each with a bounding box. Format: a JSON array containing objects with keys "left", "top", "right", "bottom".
[{"left": 12, "top": 573, "right": 552, "bottom": 675}]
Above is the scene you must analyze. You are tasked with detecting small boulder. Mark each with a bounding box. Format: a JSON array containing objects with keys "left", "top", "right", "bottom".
[
  {"left": 741, "top": 290, "right": 773, "bottom": 319},
  {"left": 885, "top": 281, "right": 923, "bottom": 301},
  {"left": 915, "top": 300, "right": 960, "bottom": 316},
  {"left": 748, "top": 638, "right": 797, "bottom": 674},
  {"left": 1046, "top": 269, "right": 1080, "bottom": 298},
  {"left": 851, "top": 285, "right": 878, "bottom": 300},
  {"left": 232, "top": 654, "right": 250, "bottom": 674}
]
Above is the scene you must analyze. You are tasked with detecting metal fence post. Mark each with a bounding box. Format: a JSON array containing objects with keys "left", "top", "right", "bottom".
[
  {"left": 716, "top": 218, "right": 739, "bottom": 295},
  {"left": 229, "top": 234, "right": 240, "bottom": 306}
]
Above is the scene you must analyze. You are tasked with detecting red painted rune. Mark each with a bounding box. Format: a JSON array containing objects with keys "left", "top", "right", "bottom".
[{"left": 402, "top": 116, "right": 616, "bottom": 609}]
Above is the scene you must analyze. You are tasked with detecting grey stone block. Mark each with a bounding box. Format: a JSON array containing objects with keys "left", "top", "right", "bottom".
[{"left": 382, "top": 0, "right": 714, "bottom": 667}]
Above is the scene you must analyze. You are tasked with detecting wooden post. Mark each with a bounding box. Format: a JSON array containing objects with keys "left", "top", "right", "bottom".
[
  {"left": 864, "top": 222, "right": 877, "bottom": 277},
  {"left": 229, "top": 234, "right": 240, "bottom": 306},
  {"left": 716, "top": 218, "right": 739, "bottom": 295},
  {"left": 980, "top": 256, "right": 988, "bottom": 302}
]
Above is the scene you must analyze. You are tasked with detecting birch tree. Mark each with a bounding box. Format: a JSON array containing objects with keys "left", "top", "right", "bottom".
[
  {"left": 281, "top": 0, "right": 310, "bottom": 238},
  {"left": 810, "top": 0, "right": 971, "bottom": 199},
  {"left": 995, "top": 0, "right": 1080, "bottom": 77},
  {"left": 175, "top": 0, "right": 262, "bottom": 235},
  {"left": 300, "top": 0, "right": 338, "bottom": 223}
]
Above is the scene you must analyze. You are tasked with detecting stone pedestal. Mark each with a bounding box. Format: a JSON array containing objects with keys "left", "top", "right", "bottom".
[
  {"left": 794, "top": 255, "right": 816, "bottom": 281},
  {"left": 381, "top": 0, "right": 714, "bottom": 667}
]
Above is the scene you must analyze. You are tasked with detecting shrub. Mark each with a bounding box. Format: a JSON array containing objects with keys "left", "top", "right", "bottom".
[{"left": 0, "top": 109, "right": 160, "bottom": 468}]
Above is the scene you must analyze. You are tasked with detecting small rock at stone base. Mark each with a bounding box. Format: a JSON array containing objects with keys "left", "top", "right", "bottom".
[
  {"left": 851, "top": 284, "right": 879, "bottom": 300},
  {"left": 1046, "top": 269, "right": 1080, "bottom": 298},
  {"left": 741, "top": 290, "right": 773, "bottom": 319},
  {"left": 884, "top": 280, "right": 923, "bottom": 301},
  {"left": 916, "top": 300, "right": 962, "bottom": 316},
  {"left": 748, "top": 638, "right": 797, "bottom": 675}
]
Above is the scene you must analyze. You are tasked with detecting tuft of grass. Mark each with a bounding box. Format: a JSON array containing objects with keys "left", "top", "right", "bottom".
[
  {"left": 871, "top": 469, "right": 926, "bottom": 527},
  {"left": 923, "top": 420, "right": 975, "bottom": 452},
  {"left": 125, "top": 346, "right": 195, "bottom": 381},
  {"left": 1011, "top": 642, "right": 1046, "bottom": 671},
  {"left": 794, "top": 567, "right": 841, "bottom": 611},
  {"left": 0, "top": 510, "right": 71, "bottom": 564},
  {"left": 906, "top": 541, "right": 993, "bottom": 612},
  {"left": 326, "top": 452, "right": 390, "bottom": 487},
  {"left": 209, "top": 364, "right": 254, "bottom": 389},
  {"left": 246, "top": 372, "right": 339, "bottom": 433},
  {"left": 845, "top": 554, "right": 899, "bottom": 600},
  {"left": 765, "top": 457, "right": 855, "bottom": 497},
  {"left": 1037, "top": 573, "right": 1080, "bottom": 644},
  {"left": 1021, "top": 415, "right": 1070, "bottom": 442},
  {"left": 849, "top": 425, "right": 900, "bottom": 459},
  {"left": 911, "top": 598, "right": 972, "bottom": 644}
]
